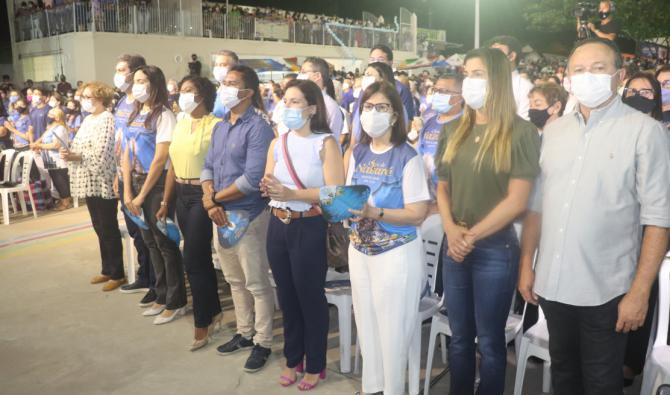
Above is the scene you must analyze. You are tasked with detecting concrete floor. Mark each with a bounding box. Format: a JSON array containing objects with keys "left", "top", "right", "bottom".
[{"left": 0, "top": 205, "right": 643, "bottom": 395}]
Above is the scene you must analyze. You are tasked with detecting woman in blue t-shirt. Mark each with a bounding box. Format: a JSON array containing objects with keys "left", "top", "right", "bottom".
[
  {"left": 4, "top": 98, "right": 33, "bottom": 149},
  {"left": 345, "top": 81, "right": 430, "bottom": 395},
  {"left": 122, "top": 65, "right": 186, "bottom": 325},
  {"left": 65, "top": 99, "right": 83, "bottom": 141}
]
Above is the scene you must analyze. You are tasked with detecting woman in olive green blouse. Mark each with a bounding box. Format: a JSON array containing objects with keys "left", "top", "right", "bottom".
[{"left": 434, "top": 47, "right": 541, "bottom": 394}]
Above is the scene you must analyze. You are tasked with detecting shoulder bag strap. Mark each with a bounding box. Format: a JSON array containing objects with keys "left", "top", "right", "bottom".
[{"left": 281, "top": 132, "right": 306, "bottom": 190}]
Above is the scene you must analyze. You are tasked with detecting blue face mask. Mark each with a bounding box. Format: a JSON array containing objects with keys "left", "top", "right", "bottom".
[
  {"left": 432, "top": 93, "right": 453, "bottom": 114},
  {"left": 282, "top": 107, "right": 308, "bottom": 130},
  {"left": 662, "top": 88, "right": 670, "bottom": 106},
  {"left": 9, "top": 96, "right": 18, "bottom": 104}
]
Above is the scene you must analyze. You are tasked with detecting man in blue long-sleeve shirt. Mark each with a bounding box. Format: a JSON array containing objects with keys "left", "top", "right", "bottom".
[
  {"left": 200, "top": 65, "right": 276, "bottom": 373},
  {"left": 368, "top": 44, "right": 415, "bottom": 119}
]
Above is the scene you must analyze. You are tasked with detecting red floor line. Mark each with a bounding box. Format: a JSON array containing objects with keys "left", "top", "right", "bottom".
[{"left": 0, "top": 223, "right": 92, "bottom": 249}]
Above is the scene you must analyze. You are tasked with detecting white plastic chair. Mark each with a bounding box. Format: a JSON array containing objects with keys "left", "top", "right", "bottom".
[
  {"left": 641, "top": 258, "right": 670, "bottom": 395},
  {"left": 407, "top": 213, "right": 446, "bottom": 395},
  {"left": 325, "top": 269, "right": 355, "bottom": 373},
  {"left": 513, "top": 305, "right": 551, "bottom": 395},
  {"left": 119, "top": 224, "right": 137, "bottom": 284},
  {"left": 422, "top": 236, "right": 527, "bottom": 395},
  {"left": 0, "top": 151, "right": 38, "bottom": 225},
  {"left": 0, "top": 149, "right": 17, "bottom": 184}
]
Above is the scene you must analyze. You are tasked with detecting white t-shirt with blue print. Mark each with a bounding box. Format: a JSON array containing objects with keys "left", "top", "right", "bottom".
[{"left": 346, "top": 142, "right": 430, "bottom": 256}]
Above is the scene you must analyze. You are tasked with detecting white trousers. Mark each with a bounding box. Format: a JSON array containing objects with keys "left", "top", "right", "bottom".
[{"left": 349, "top": 237, "right": 424, "bottom": 395}]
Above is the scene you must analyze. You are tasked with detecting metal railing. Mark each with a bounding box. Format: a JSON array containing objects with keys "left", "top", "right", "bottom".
[{"left": 13, "top": 2, "right": 417, "bottom": 53}]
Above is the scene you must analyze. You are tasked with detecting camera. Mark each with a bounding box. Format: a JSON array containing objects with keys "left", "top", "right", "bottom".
[{"left": 573, "top": 1, "right": 597, "bottom": 19}]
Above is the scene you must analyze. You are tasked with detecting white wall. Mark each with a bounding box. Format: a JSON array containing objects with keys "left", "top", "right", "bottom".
[{"left": 14, "top": 32, "right": 416, "bottom": 84}]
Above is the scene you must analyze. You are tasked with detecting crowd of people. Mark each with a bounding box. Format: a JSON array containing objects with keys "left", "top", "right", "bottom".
[
  {"left": 202, "top": 4, "right": 396, "bottom": 31},
  {"left": 3, "top": 1, "right": 670, "bottom": 392}
]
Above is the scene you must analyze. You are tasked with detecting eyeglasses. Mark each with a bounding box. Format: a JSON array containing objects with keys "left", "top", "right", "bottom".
[
  {"left": 660, "top": 80, "right": 670, "bottom": 89},
  {"left": 362, "top": 102, "right": 392, "bottom": 113},
  {"left": 623, "top": 87, "right": 655, "bottom": 100}
]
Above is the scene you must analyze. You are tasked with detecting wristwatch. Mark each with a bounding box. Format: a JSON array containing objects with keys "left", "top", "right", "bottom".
[
  {"left": 160, "top": 201, "right": 167, "bottom": 207},
  {"left": 378, "top": 207, "right": 384, "bottom": 218}
]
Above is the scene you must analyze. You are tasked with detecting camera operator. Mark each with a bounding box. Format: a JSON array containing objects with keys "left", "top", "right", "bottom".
[{"left": 579, "top": 1, "right": 619, "bottom": 41}]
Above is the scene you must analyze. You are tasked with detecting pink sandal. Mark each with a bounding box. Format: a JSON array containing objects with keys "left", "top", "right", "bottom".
[
  {"left": 297, "top": 370, "right": 326, "bottom": 391},
  {"left": 279, "top": 362, "right": 304, "bottom": 387}
]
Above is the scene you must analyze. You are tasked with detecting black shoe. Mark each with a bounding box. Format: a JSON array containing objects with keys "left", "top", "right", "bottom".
[
  {"left": 138, "top": 289, "right": 157, "bottom": 307},
  {"left": 120, "top": 280, "right": 149, "bottom": 294},
  {"left": 243, "top": 344, "right": 271, "bottom": 373},
  {"left": 216, "top": 334, "right": 254, "bottom": 355}
]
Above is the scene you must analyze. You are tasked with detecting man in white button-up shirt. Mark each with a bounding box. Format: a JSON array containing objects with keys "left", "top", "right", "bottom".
[
  {"left": 489, "top": 35, "right": 533, "bottom": 120},
  {"left": 518, "top": 38, "right": 670, "bottom": 395}
]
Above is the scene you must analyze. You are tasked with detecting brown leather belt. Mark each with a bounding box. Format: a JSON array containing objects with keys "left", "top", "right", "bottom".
[
  {"left": 271, "top": 207, "right": 321, "bottom": 224},
  {"left": 175, "top": 178, "right": 201, "bottom": 186}
]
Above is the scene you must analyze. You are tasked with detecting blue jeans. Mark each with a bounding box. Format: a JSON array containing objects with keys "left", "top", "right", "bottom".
[{"left": 443, "top": 227, "right": 519, "bottom": 395}]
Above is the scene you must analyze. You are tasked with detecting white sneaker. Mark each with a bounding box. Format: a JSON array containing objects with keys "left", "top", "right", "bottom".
[
  {"left": 142, "top": 304, "right": 165, "bottom": 317},
  {"left": 153, "top": 307, "right": 185, "bottom": 325}
]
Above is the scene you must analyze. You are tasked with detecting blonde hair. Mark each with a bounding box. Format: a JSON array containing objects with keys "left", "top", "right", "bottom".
[
  {"left": 442, "top": 48, "right": 516, "bottom": 173},
  {"left": 81, "top": 81, "right": 116, "bottom": 107},
  {"left": 49, "top": 107, "right": 66, "bottom": 127}
]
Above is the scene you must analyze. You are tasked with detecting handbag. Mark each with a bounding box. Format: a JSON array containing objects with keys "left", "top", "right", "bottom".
[{"left": 281, "top": 133, "right": 349, "bottom": 272}]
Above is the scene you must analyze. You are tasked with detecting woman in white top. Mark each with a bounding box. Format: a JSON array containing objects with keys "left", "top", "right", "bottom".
[
  {"left": 260, "top": 79, "right": 344, "bottom": 391},
  {"left": 32, "top": 107, "right": 72, "bottom": 210},
  {"left": 346, "top": 81, "right": 430, "bottom": 395},
  {"left": 61, "top": 82, "right": 126, "bottom": 291},
  {"left": 122, "top": 65, "right": 185, "bottom": 325}
]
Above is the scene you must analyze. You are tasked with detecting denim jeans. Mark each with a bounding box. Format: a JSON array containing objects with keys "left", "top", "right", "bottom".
[{"left": 443, "top": 226, "right": 519, "bottom": 395}]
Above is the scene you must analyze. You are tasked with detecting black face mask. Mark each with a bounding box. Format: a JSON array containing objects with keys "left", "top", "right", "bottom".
[
  {"left": 623, "top": 95, "right": 656, "bottom": 114},
  {"left": 16, "top": 106, "right": 27, "bottom": 113},
  {"left": 528, "top": 108, "right": 552, "bottom": 129},
  {"left": 599, "top": 11, "right": 610, "bottom": 20}
]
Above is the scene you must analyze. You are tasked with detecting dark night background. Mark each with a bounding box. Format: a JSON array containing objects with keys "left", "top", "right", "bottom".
[{"left": 0, "top": 0, "right": 579, "bottom": 68}]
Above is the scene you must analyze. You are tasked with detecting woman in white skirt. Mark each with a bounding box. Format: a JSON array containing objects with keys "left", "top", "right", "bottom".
[{"left": 346, "top": 81, "right": 430, "bottom": 395}]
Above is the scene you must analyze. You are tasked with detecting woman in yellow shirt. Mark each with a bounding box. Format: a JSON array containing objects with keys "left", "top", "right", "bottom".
[{"left": 159, "top": 76, "right": 222, "bottom": 350}]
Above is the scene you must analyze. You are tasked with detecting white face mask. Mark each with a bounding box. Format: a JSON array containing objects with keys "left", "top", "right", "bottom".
[
  {"left": 48, "top": 98, "right": 58, "bottom": 108},
  {"left": 74, "top": 95, "right": 81, "bottom": 102},
  {"left": 132, "top": 83, "right": 150, "bottom": 103},
  {"left": 32, "top": 96, "right": 42, "bottom": 105},
  {"left": 213, "top": 66, "right": 228, "bottom": 83},
  {"left": 360, "top": 109, "right": 392, "bottom": 138},
  {"left": 114, "top": 73, "right": 130, "bottom": 91},
  {"left": 219, "top": 85, "right": 242, "bottom": 109},
  {"left": 296, "top": 73, "right": 310, "bottom": 81},
  {"left": 462, "top": 77, "right": 488, "bottom": 110},
  {"left": 178, "top": 92, "right": 199, "bottom": 114},
  {"left": 569, "top": 71, "right": 617, "bottom": 108},
  {"left": 361, "top": 76, "right": 377, "bottom": 92},
  {"left": 81, "top": 98, "right": 94, "bottom": 113}
]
